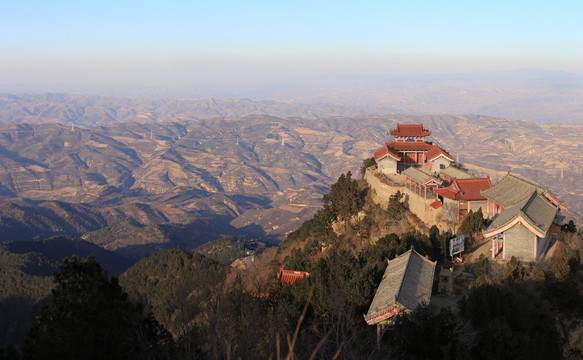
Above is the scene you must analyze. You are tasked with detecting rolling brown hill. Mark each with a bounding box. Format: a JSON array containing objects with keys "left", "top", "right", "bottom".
[{"left": 0, "top": 113, "right": 581, "bottom": 257}]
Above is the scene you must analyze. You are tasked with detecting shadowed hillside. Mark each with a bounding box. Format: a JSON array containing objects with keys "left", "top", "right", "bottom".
[{"left": 0, "top": 114, "right": 581, "bottom": 255}]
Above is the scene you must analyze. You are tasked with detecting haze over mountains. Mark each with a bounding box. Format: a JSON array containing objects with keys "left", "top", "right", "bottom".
[{"left": 2, "top": 70, "right": 582, "bottom": 124}]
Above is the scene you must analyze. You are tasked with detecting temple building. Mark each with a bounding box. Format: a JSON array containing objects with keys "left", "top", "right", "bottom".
[
  {"left": 434, "top": 177, "right": 492, "bottom": 222},
  {"left": 481, "top": 174, "right": 566, "bottom": 262},
  {"left": 364, "top": 249, "right": 436, "bottom": 347},
  {"left": 374, "top": 123, "right": 455, "bottom": 175},
  {"left": 368, "top": 125, "right": 568, "bottom": 263},
  {"left": 374, "top": 145, "right": 401, "bottom": 175}
]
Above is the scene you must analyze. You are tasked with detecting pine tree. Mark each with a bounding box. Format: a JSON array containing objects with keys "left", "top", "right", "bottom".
[
  {"left": 327, "top": 171, "right": 362, "bottom": 223},
  {"left": 23, "top": 255, "right": 171, "bottom": 360}
]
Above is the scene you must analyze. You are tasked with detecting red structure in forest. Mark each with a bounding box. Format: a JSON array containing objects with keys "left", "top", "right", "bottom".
[{"left": 277, "top": 266, "right": 310, "bottom": 285}]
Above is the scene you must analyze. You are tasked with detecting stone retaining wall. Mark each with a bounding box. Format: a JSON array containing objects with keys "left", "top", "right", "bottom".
[{"left": 365, "top": 168, "right": 455, "bottom": 233}]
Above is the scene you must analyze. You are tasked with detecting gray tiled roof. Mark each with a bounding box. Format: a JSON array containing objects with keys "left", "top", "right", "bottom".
[
  {"left": 480, "top": 173, "right": 546, "bottom": 207},
  {"left": 364, "top": 249, "right": 436, "bottom": 324},
  {"left": 484, "top": 192, "right": 559, "bottom": 236},
  {"left": 402, "top": 166, "right": 439, "bottom": 185},
  {"left": 439, "top": 166, "right": 475, "bottom": 180}
]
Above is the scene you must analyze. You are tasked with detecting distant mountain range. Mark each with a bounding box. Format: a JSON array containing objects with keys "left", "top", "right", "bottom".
[
  {"left": 0, "top": 93, "right": 387, "bottom": 126},
  {"left": 2, "top": 70, "right": 581, "bottom": 124}
]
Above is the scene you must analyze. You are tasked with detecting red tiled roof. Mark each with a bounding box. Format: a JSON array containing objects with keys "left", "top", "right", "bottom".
[
  {"left": 365, "top": 307, "right": 402, "bottom": 325},
  {"left": 385, "top": 141, "right": 434, "bottom": 152},
  {"left": 435, "top": 178, "right": 492, "bottom": 201},
  {"left": 277, "top": 266, "right": 310, "bottom": 286},
  {"left": 374, "top": 145, "right": 401, "bottom": 161},
  {"left": 425, "top": 146, "right": 455, "bottom": 162},
  {"left": 430, "top": 200, "right": 443, "bottom": 209},
  {"left": 389, "top": 124, "right": 431, "bottom": 137},
  {"left": 434, "top": 187, "right": 458, "bottom": 198}
]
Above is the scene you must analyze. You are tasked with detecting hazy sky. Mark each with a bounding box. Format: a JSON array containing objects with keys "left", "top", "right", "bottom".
[{"left": 1, "top": 0, "right": 581, "bottom": 89}]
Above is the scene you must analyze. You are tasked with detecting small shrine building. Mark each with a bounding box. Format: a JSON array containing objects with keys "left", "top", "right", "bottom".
[
  {"left": 364, "top": 249, "right": 436, "bottom": 347},
  {"left": 481, "top": 174, "right": 566, "bottom": 262},
  {"left": 277, "top": 266, "right": 310, "bottom": 286}
]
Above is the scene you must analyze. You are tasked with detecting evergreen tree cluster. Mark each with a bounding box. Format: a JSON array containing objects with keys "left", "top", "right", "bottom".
[
  {"left": 323, "top": 171, "right": 363, "bottom": 223},
  {"left": 385, "top": 190, "right": 406, "bottom": 225},
  {"left": 22, "top": 255, "right": 171, "bottom": 360},
  {"left": 458, "top": 208, "right": 486, "bottom": 235},
  {"left": 285, "top": 171, "right": 364, "bottom": 245}
]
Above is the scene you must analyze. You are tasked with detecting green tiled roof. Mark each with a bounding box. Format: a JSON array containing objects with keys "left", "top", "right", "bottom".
[
  {"left": 484, "top": 192, "right": 559, "bottom": 236},
  {"left": 481, "top": 173, "right": 546, "bottom": 207}
]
